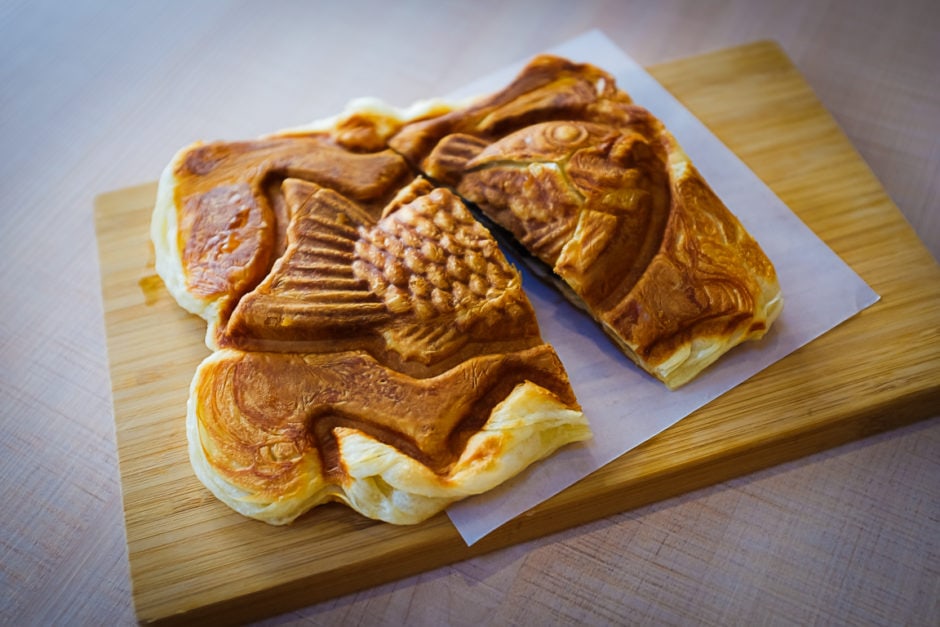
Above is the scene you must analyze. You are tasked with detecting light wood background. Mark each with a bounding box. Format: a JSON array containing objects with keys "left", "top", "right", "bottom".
[{"left": 2, "top": 1, "right": 938, "bottom": 625}]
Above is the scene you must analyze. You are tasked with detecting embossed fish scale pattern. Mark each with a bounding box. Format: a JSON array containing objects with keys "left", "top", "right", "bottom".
[{"left": 353, "top": 190, "right": 520, "bottom": 325}]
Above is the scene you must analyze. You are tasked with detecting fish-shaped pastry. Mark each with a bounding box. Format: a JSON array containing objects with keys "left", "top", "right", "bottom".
[
  {"left": 151, "top": 108, "right": 590, "bottom": 524},
  {"left": 390, "top": 54, "right": 783, "bottom": 389}
]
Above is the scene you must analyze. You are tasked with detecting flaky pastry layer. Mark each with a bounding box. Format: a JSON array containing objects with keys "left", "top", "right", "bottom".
[{"left": 188, "top": 349, "right": 589, "bottom": 525}]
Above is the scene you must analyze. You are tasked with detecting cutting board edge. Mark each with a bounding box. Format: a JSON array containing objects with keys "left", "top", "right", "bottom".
[{"left": 129, "top": 385, "right": 940, "bottom": 625}]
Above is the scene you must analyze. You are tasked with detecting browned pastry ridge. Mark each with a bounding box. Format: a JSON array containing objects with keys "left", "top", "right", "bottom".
[
  {"left": 151, "top": 110, "right": 590, "bottom": 525},
  {"left": 390, "top": 55, "right": 784, "bottom": 388}
]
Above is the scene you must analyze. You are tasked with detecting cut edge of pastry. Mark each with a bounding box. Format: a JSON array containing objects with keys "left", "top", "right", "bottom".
[{"left": 186, "top": 353, "right": 591, "bottom": 525}]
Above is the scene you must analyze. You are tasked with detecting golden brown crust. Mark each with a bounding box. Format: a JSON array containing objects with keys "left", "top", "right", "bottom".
[
  {"left": 390, "top": 54, "right": 782, "bottom": 388},
  {"left": 188, "top": 349, "right": 588, "bottom": 524},
  {"left": 193, "top": 344, "right": 577, "bottom": 491},
  {"left": 152, "top": 103, "right": 589, "bottom": 525}
]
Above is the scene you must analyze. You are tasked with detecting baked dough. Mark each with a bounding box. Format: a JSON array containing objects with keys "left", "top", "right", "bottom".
[
  {"left": 189, "top": 348, "right": 585, "bottom": 525},
  {"left": 152, "top": 52, "right": 785, "bottom": 525},
  {"left": 391, "top": 55, "right": 783, "bottom": 388},
  {"left": 152, "top": 105, "right": 589, "bottom": 524}
]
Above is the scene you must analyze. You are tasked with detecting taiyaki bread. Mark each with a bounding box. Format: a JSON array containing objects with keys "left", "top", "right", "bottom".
[
  {"left": 390, "top": 55, "right": 783, "bottom": 389},
  {"left": 152, "top": 104, "right": 590, "bottom": 525},
  {"left": 152, "top": 52, "right": 785, "bottom": 524}
]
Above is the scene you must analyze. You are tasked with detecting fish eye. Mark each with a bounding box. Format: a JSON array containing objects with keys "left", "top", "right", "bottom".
[{"left": 548, "top": 122, "right": 587, "bottom": 145}]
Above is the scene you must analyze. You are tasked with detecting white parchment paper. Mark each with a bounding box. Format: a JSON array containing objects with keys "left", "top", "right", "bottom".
[{"left": 444, "top": 31, "right": 880, "bottom": 545}]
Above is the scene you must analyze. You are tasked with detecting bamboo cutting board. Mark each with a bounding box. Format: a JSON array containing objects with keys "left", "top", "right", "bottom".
[{"left": 96, "top": 41, "right": 940, "bottom": 625}]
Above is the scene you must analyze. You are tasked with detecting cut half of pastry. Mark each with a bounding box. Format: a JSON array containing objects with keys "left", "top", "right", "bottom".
[
  {"left": 151, "top": 106, "right": 590, "bottom": 525},
  {"left": 390, "top": 55, "right": 783, "bottom": 388}
]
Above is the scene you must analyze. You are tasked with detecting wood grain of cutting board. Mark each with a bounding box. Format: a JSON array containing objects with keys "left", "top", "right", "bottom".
[{"left": 95, "top": 41, "right": 940, "bottom": 625}]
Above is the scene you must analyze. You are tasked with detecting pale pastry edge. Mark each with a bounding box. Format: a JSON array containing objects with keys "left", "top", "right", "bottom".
[
  {"left": 270, "top": 96, "right": 471, "bottom": 140},
  {"left": 151, "top": 142, "right": 225, "bottom": 349}
]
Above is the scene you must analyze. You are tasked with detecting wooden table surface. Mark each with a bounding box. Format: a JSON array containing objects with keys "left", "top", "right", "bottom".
[{"left": 2, "top": 1, "right": 938, "bottom": 625}]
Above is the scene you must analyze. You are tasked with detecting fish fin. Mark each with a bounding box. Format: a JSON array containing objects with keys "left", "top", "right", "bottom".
[
  {"left": 221, "top": 181, "right": 389, "bottom": 347},
  {"left": 423, "top": 134, "right": 489, "bottom": 187}
]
